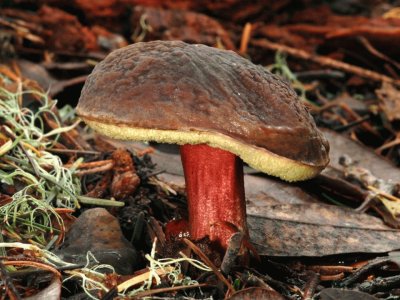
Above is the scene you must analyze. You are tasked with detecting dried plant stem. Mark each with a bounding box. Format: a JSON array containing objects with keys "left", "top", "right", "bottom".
[
  {"left": 133, "top": 283, "right": 208, "bottom": 298},
  {"left": 183, "top": 238, "right": 234, "bottom": 295},
  {"left": 47, "top": 148, "right": 100, "bottom": 155},
  {"left": 239, "top": 23, "right": 252, "bottom": 55},
  {"left": 117, "top": 267, "right": 174, "bottom": 292},
  {"left": 64, "top": 159, "right": 113, "bottom": 169},
  {"left": 77, "top": 196, "right": 124, "bottom": 207},
  {"left": 251, "top": 38, "right": 400, "bottom": 85},
  {"left": 2, "top": 260, "right": 61, "bottom": 278},
  {"left": 320, "top": 273, "right": 345, "bottom": 281}
]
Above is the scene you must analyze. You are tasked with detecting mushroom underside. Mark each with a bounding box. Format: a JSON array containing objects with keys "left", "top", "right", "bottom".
[{"left": 83, "top": 119, "right": 323, "bottom": 182}]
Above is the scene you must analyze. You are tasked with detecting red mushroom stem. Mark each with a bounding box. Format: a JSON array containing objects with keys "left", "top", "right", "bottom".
[{"left": 180, "top": 143, "right": 248, "bottom": 250}]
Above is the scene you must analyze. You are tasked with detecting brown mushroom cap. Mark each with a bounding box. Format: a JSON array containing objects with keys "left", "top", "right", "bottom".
[{"left": 77, "top": 41, "right": 329, "bottom": 181}]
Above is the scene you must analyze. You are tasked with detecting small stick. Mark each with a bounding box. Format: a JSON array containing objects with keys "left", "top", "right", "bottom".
[
  {"left": 2, "top": 260, "right": 61, "bottom": 278},
  {"left": 117, "top": 267, "right": 174, "bottom": 292},
  {"left": 376, "top": 133, "right": 400, "bottom": 154},
  {"left": 320, "top": 273, "right": 344, "bottom": 281},
  {"left": 239, "top": 23, "right": 252, "bottom": 55},
  {"left": 8, "top": 263, "right": 84, "bottom": 278},
  {"left": 74, "top": 162, "right": 114, "bottom": 176},
  {"left": 339, "top": 257, "right": 389, "bottom": 287},
  {"left": 182, "top": 238, "right": 234, "bottom": 295},
  {"left": 251, "top": 38, "right": 400, "bottom": 85},
  {"left": 132, "top": 283, "right": 208, "bottom": 298},
  {"left": 307, "top": 265, "right": 355, "bottom": 276},
  {"left": 220, "top": 232, "right": 243, "bottom": 275},
  {"left": 64, "top": 159, "right": 114, "bottom": 169},
  {"left": 77, "top": 195, "right": 124, "bottom": 207},
  {"left": 47, "top": 148, "right": 101, "bottom": 155},
  {"left": 358, "top": 36, "right": 400, "bottom": 71},
  {"left": 333, "top": 115, "right": 370, "bottom": 132},
  {"left": 359, "top": 274, "right": 400, "bottom": 294},
  {"left": 49, "top": 75, "right": 88, "bottom": 97}
]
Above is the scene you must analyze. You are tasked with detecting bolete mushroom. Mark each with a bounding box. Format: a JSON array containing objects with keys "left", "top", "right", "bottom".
[{"left": 76, "top": 40, "right": 329, "bottom": 251}]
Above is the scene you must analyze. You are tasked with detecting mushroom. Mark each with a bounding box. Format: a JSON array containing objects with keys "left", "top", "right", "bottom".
[{"left": 76, "top": 40, "right": 329, "bottom": 251}]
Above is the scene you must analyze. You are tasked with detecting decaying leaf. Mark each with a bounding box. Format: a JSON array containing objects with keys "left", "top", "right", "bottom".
[
  {"left": 248, "top": 201, "right": 400, "bottom": 256},
  {"left": 110, "top": 149, "right": 141, "bottom": 200},
  {"left": 322, "top": 128, "right": 400, "bottom": 183}
]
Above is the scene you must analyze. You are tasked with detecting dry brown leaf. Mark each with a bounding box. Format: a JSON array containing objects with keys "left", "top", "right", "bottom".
[{"left": 248, "top": 201, "right": 400, "bottom": 256}]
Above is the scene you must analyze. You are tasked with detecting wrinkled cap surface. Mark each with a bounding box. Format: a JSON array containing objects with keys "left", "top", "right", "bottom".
[{"left": 77, "top": 40, "right": 329, "bottom": 181}]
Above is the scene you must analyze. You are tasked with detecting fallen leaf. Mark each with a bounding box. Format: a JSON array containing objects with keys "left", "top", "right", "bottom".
[
  {"left": 322, "top": 128, "right": 400, "bottom": 183},
  {"left": 248, "top": 201, "right": 400, "bottom": 256}
]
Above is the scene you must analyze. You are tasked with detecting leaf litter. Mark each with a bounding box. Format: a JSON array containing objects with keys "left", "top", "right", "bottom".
[{"left": 3, "top": 1, "right": 400, "bottom": 299}]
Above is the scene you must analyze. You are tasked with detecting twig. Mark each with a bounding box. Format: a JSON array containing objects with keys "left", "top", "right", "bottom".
[
  {"left": 49, "top": 75, "right": 88, "bottom": 97},
  {"left": 376, "top": 132, "right": 400, "bottom": 154},
  {"left": 251, "top": 38, "right": 400, "bottom": 85},
  {"left": 131, "top": 211, "right": 145, "bottom": 243},
  {"left": 74, "top": 162, "right": 114, "bottom": 176},
  {"left": 8, "top": 263, "right": 84, "bottom": 278},
  {"left": 316, "top": 101, "right": 380, "bottom": 138},
  {"left": 239, "top": 23, "right": 252, "bottom": 55},
  {"left": 357, "top": 36, "right": 400, "bottom": 71},
  {"left": 320, "top": 273, "right": 344, "bottom": 281},
  {"left": 333, "top": 115, "right": 370, "bottom": 132},
  {"left": 64, "top": 159, "right": 114, "bottom": 170},
  {"left": 77, "top": 195, "right": 124, "bottom": 207},
  {"left": 246, "top": 267, "right": 296, "bottom": 296},
  {"left": 307, "top": 265, "right": 355, "bottom": 276},
  {"left": 358, "top": 274, "right": 400, "bottom": 294},
  {"left": 182, "top": 238, "right": 234, "bottom": 295},
  {"left": 117, "top": 267, "right": 174, "bottom": 292},
  {"left": 339, "top": 257, "right": 389, "bottom": 287},
  {"left": 2, "top": 260, "right": 61, "bottom": 278},
  {"left": 295, "top": 69, "right": 345, "bottom": 80},
  {"left": 132, "top": 283, "right": 208, "bottom": 298},
  {"left": 47, "top": 148, "right": 101, "bottom": 155}
]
